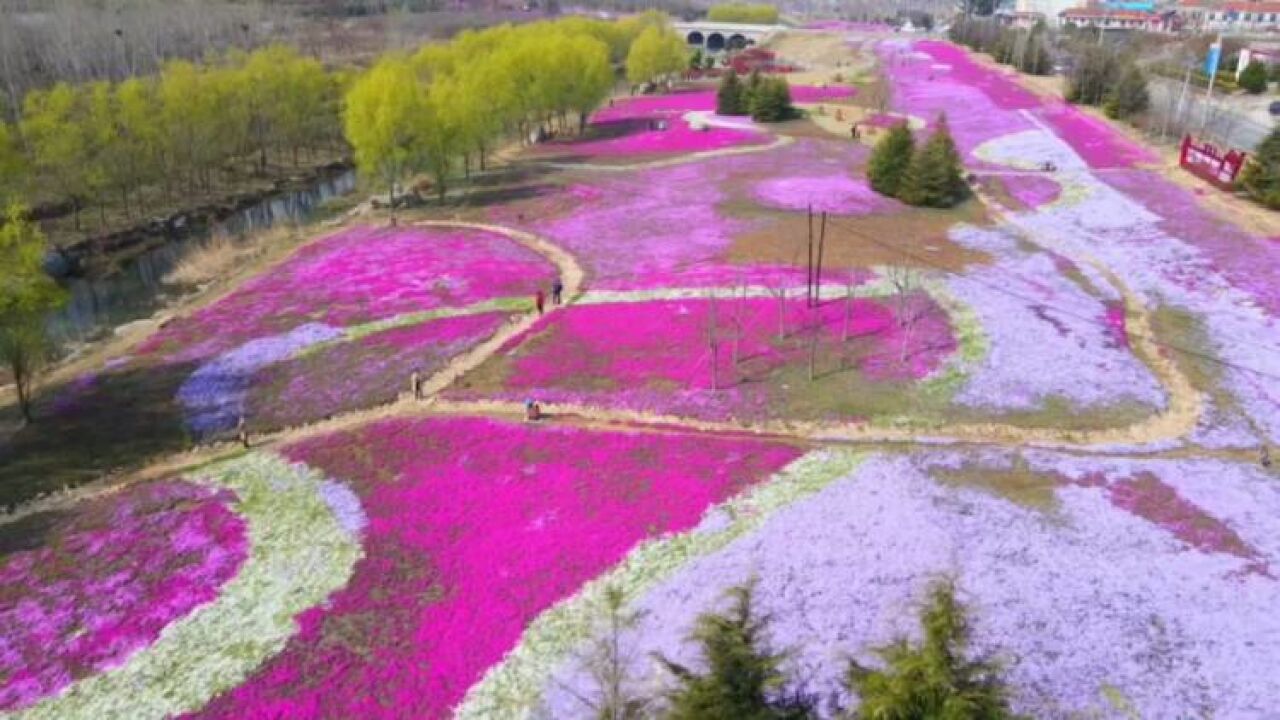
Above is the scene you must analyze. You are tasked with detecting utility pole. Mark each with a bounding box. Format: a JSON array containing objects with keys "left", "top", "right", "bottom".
[
  {"left": 806, "top": 204, "right": 814, "bottom": 307},
  {"left": 815, "top": 212, "right": 827, "bottom": 306}
]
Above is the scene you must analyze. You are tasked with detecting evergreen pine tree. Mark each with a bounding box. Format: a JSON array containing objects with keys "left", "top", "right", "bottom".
[
  {"left": 1242, "top": 124, "right": 1280, "bottom": 209},
  {"left": 845, "top": 580, "right": 1023, "bottom": 720},
  {"left": 660, "top": 582, "right": 814, "bottom": 720},
  {"left": 899, "top": 115, "right": 967, "bottom": 208},
  {"left": 749, "top": 77, "right": 796, "bottom": 122},
  {"left": 717, "top": 70, "right": 747, "bottom": 116},
  {"left": 1239, "top": 60, "right": 1269, "bottom": 94},
  {"left": 1103, "top": 65, "right": 1150, "bottom": 120},
  {"left": 867, "top": 122, "right": 915, "bottom": 198},
  {"left": 744, "top": 69, "right": 765, "bottom": 112}
]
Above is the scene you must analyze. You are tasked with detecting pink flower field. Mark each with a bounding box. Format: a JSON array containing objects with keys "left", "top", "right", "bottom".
[
  {"left": 137, "top": 226, "right": 556, "bottom": 364},
  {"left": 753, "top": 173, "right": 901, "bottom": 214},
  {"left": 524, "top": 139, "right": 875, "bottom": 290},
  {"left": 0, "top": 481, "right": 247, "bottom": 711},
  {"left": 453, "top": 296, "right": 956, "bottom": 421},
  {"left": 537, "top": 86, "right": 853, "bottom": 160},
  {"left": 188, "top": 416, "right": 800, "bottom": 718}
]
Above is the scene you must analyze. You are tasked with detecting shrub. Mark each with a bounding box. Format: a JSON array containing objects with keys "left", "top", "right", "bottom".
[
  {"left": 659, "top": 581, "right": 814, "bottom": 720},
  {"left": 1241, "top": 124, "right": 1280, "bottom": 209},
  {"left": 1239, "top": 60, "right": 1269, "bottom": 94},
  {"left": 899, "top": 115, "right": 967, "bottom": 208},
  {"left": 1103, "top": 65, "right": 1150, "bottom": 120},
  {"left": 845, "top": 580, "right": 1023, "bottom": 720},
  {"left": 867, "top": 122, "right": 915, "bottom": 198},
  {"left": 748, "top": 76, "right": 796, "bottom": 123}
]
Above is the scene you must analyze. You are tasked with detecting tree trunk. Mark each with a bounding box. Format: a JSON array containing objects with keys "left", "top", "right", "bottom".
[{"left": 10, "top": 358, "right": 31, "bottom": 424}]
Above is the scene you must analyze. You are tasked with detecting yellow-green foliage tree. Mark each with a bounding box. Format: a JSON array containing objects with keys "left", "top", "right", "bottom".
[
  {"left": 5, "top": 44, "right": 342, "bottom": 233},
  {"left": 21, "top": 83, "right": 88, "bottom": 228},
  {"left": 0, "top": 203, "right": 67, "bottom": 423},
  {"left": 626, "top": 25, "right": 689, "bottom": 88},
  {"left": 707, "top": 3, "right": 780, "bottom": 24},
  {"left": 344, "top": 55, "right": 425, "bottom": 207},
  {"left": 345, "top": 16, "right": 627, "bottom": 203},
  {"left": 0, "top": 121, "right": 25, "bottom": 205}
]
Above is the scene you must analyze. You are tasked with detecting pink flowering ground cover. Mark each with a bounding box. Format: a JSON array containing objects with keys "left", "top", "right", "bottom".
[
  {"left": 246, "top": 312, "right": 510, "bottom": 430},
  {"left": 137, "top": 226, "right": 555, "bottom": 364},
  {"left": 881, "top": 40, "right": 1153, "bottom": 171},
  {"left": 525, "top": 139, "right": 873, "bottom": 290},
  {"left": 0, "top": 480, "right": 247, "bottom": 711},
  {"left": 453, "top": 296, "right": 955, "bottom": 422},
  {"left": 753, "top": 173, "right": 902, "bottom": 214},
  {"left": 188, "top": 416, "right": 800, "bottom": 719},
  {"left": 1003, "top": 174, "right": 1061, "bottom": 209},
  {"left": 539, "top": 86, "right": 854, "bottom": 159}
]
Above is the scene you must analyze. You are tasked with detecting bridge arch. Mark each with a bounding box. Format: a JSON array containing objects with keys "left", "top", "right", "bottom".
[
  {"left": 706, "top": 32, "right": 726, "bottom": 51},
  {"left": 686, "top": 30, "right": 704, "bottom": 45},
  {"left": 727, "top": 33, "right": 748, "bottom": 50}
]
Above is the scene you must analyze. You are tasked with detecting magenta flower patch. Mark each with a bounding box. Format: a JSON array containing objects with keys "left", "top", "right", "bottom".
[
  {"left": 137, "top": 226, "right": 556, "bottom": 364},
  {"left": 753, "top": 173, "right": 902, "bottom": 214},
  {"left": 1004, "top": 174, "right": 1062, "bottom": 209},
  {"left": 186, "top": 416, "right": 800, "bottom": 719},
  {"left": 539, "top": 86, "right": 854, "bottom": 159},
  {"left": 457, "top": 296, "right": 955, "bottom": 421},
  {"left": 0, "top": 481, "right": 247, "bottom": 711}
]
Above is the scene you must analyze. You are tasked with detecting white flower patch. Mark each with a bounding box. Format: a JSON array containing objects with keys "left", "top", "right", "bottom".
[
  {"left": 537, "top": 452, "right": 1280, "bottom": 719},
  {"left": 11, "top": 453, "right": 364, "bottom": 720},
  {"left": 1005, "top": 164, "right": 1280, "bottom": 444},
  {"left": 945, "top": 224, "right": 1166, "bottom": 413},
  {"left": 973, "top": 127, "right": 1089, "bottom": 173}
]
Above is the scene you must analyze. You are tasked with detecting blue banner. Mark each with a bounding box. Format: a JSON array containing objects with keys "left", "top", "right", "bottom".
[{"left": 1206, "top": 42, "right": 1222, "bottom": 77}]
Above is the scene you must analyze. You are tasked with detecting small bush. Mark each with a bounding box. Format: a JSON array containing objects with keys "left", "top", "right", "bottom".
[{"left": 1239, "top": 60, "right": 1269, "bottom": 94}]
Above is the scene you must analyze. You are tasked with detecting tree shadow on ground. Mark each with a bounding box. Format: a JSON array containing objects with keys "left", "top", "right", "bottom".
[{"left": 0, "top": 360, "right": 196, "bottom": 510}]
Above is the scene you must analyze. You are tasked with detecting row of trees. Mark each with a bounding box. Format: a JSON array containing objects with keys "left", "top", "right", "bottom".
[
  {"left": 706, "top": 3, "right": 780, "bottom": 24},
  {"left": 1064, "top": 46, "right": 1150, "bottom": 121},
  {"left": 716, "top": 70, "right": 798, "bottom": 122},
  {"left": 344, "top": 15, "right": 679, "bottom": 206},
  {"left": 868, "top": 118, "right": 969, "bottom": 209},
  {"left": 581, "top": 579, "right": 1022, "bottom": 718},
  {"left": 0, "top": 45, "right": 344, "bottom": 231},
  {"left": 949, "top": 18, "right": 1053, "bottom": 77}
]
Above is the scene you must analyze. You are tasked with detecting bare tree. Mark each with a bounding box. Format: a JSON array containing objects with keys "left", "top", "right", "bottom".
[
  {"left": 554, "top": 585, "right": 652, "bottom": 720},
  {"left": 887, "top": 264, "right": 924, "bottom": 366}
]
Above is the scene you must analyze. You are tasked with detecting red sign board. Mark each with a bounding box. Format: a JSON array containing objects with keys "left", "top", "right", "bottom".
[{"left": 1180, "top": 135, "right": 1247, "bottom": 190}]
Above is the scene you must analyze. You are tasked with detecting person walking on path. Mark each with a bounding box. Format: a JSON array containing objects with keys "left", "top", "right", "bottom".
[
  {"left": 237, "top": 416, "right": 250, "bottom": 449},
  {"left": 535, "top": 289, "right": 546, "bottom": 315},
  {"left": 552, "top": 279, "right": 564, "bottom": 305},
  {"left": 410, "top": 371, "right": 422, "bottom": 400}
]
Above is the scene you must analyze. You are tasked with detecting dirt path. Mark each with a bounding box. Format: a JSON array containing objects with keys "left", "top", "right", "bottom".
[{"left": 407, "top": 220, "right": 583, "bottom": 398}]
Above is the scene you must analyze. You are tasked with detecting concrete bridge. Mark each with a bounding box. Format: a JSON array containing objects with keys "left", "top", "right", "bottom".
[{"left": 672, "top": 21, "right": 781, "bottom": 52}]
